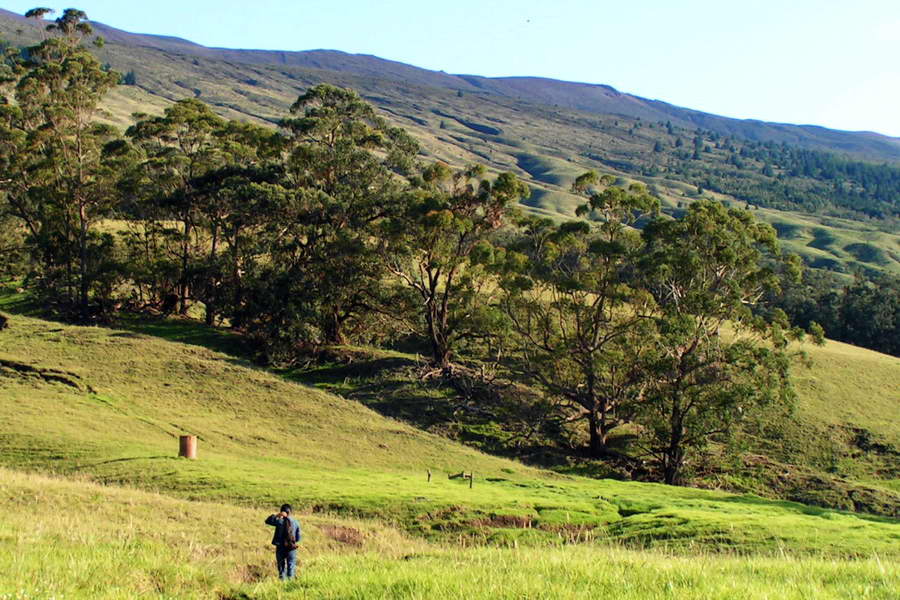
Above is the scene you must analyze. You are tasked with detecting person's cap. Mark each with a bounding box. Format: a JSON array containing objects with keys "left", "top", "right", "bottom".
[{"left": 280, "top": 503, "right": 292, "bottom": 513}]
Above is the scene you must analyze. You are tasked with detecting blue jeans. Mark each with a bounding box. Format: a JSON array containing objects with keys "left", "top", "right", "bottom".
[{"left": 276, "top": 547, "right": 297, "bottom": 579}]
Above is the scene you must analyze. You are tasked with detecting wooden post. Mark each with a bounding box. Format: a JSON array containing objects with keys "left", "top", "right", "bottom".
[
  {"left": 449, "top": 471, "right": 473, "bottom": 488},
  {"left": 427, "top": 469, "right": 432, "bottom": 482},
  {"left": 179, "top": 435, "right": 197, "bottom": 459}
]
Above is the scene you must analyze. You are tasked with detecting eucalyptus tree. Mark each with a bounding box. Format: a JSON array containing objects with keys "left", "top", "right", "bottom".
[
  {"left": 125, "top": 99, "right": 227, "bottom": 314},
  {"left": 184, "top": 119, "right": 282, "bottom": 325},
  {"left": 266, "top": 84, "right": 417, "bottom": 347},
  {"left": 382, "top": 163, "right": 530, "bottom": 370},
  {"left": 0, "top": 8, "right": 120, "bottom": 317},
  {"left": 500, "top": 172, "right": 659, "bottom": 457},
  {"left": 638, "top": 200, "right": 811, "bottom": 484}
]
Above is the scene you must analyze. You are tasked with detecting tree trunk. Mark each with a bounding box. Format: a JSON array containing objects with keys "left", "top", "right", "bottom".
[
  {"left": 205, "top": 224, "right": 219, "bottom": 327},
  {"left": 178, "top": 218, "right": 191, "bottom": 315},
  {"left": 323, "top": 309, "right": 346, "bottom": 345},
  {"left": 78, "top": 202, "right": 89, "bottom": 319},
  {"left": 431, "top": 338, "right": 451, "bottom": 370},
  {"left": 425, "top": 302, "right": 451, "bottom": 369},
  {"left": 588, "top": 409, "right": 604, "bottom": 458},
  {"left": 663, "top": 448, "right": 684, "bottom": 485},
  {"left": 586, "top": 371, "right": 608, "bottom": 458},
  {"left": 664, "top": 401, "right": 685, "bottom": 485}
]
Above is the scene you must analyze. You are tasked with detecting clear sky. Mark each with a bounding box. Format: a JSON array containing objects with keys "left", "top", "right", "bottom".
[{"left": 5, "top": 0, "right": 900, "bottom": 136}]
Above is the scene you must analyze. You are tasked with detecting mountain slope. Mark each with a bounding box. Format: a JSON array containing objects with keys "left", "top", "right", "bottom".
[
  {"left": 2, "top": 7, "right": 899, "bottom": 160},
  {"left": 1, "top": 9, "right": 899, "bottom": 276}
]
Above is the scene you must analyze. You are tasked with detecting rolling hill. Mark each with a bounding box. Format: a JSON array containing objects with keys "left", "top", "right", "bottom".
[
  {"left": 0, "top": 301, "right": 898, "bottom": 597},
  {"left": 2, "top": 8, "right": 899, "bottom": 160},
  {"left": 2, "top": 8, "right": 899, "bottom": 279}
]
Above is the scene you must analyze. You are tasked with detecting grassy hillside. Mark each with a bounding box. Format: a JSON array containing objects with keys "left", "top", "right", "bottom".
[
  {"left": 3, "top": 7, "right": 899, "bottom": 162},
  {"left": 0, "top": 311, "right": 898, "bottom": 599},
  {"left": 1, "top": 310, "right": 898, "bottom": 557},
  {"left": 291, "top": 336, "right": 900, "bottom": 517},
  {"left": 5, "top": 469, "right": 898, "bottom": 600}
]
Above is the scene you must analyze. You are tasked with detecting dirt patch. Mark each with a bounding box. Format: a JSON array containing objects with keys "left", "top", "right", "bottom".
[
  {"left": 321, "top": 525, "right": 365, "bottom": 546},
  {"left": 470, "top": 514, "right": 534, "bottom": 529},
  {"left": 233, "top": 562, "right": 268, "bottom": 583}
]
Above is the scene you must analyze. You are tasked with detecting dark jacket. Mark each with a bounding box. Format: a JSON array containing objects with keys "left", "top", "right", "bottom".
[{"left": 265, "top": 514, "right": 302, "bottom": 547}]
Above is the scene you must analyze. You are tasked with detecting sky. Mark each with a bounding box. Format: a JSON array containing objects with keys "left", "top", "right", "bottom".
[{"left": 4, "top": 0, "right": 900, "bottom": 137}]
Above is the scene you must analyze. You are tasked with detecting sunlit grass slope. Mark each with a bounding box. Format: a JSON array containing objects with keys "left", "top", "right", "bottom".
[
  {"left": 795, "top": 339, "right": 900, "bottom": 442},
  {"left": 1, "top": 312, "right": 898, "bottom": 559},
  {"left": 2, "top": 468, "right": 898, "bottom": 600}
]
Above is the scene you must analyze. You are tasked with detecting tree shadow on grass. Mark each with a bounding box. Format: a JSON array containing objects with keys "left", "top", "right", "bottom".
[
  {"left": 285, "top": 358, "right": 459, "bottom": 431},
  {"left": 0, "top": 284, "right": 253, "bottom": 359},
  {"left": 112, "top": 315, "right": 252, "bottom": 359}
]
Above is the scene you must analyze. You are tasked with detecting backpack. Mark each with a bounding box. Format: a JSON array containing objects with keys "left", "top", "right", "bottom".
[{"left": 281, "top": 518, "right": 298, "bottom": 551}]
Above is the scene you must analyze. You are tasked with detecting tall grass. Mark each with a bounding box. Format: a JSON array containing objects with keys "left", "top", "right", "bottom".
[{"left": 2, "top": 469, "right": 897, "bottom": 600}]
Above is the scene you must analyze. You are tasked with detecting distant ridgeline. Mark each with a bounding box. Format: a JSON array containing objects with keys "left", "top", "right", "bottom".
[{"left": 0, "top": 6, "right": 898, "bottom": 232}]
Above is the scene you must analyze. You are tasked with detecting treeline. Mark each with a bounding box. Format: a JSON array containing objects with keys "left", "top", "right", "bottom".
[
  {"left": 639, "top": 125, "right": 900, "bottom": 222},
  {"left": 1, "top": 10, "right": 822, "bottom": 485},
  {"left": 766, "top": 270, "right": 900, "bottom": 357}
]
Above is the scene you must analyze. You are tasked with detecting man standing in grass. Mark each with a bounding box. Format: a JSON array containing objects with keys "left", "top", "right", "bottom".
[{"left": 265, "top": 503, "right": 302, "bottom": 580}]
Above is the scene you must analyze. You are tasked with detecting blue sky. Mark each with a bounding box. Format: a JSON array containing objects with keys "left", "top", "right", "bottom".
[{"left": 5, "top": 0, "right": 900, "bottom": 136}]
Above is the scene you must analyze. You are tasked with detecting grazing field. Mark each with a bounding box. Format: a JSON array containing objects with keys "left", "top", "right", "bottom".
[
  {"left": 2, "top": 469, "right": 898, "bottom": 600},
  {"left": 1, "top": 310, "right": 898, "bottom": 545},
  {"left": 0, "top": 307, "right": 898, "bottom": 597}
]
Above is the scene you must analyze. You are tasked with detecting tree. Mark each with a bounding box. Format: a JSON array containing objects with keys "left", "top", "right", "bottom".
[
  {"left": 637, "top": 201, "right": 808, "bottom": 484},
  {"left": 186, "top": 120, "right": 282, "bottom": 326},
  {"left": 383, "top": 163, "right": 529, "bottom": 369},
  {"left": 1, "top": 8, "right": 121, "bottom": 317},
  {"left": 125, "top": 98, "right": 227, "bottom": 315},
  {"left": 501, "top": 172, "right": 659, "bottom": 457},
  {"left": 260, "top": 84, "right": 417, "bottom": 346}
]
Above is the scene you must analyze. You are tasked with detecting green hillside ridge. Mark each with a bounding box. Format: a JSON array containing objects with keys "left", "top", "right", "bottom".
[
  {"left": 3, "top": 7, "right": 899, "bottom": 162},
  {"left": 1, "top": 311, "right": 898, "bottom": 554}
]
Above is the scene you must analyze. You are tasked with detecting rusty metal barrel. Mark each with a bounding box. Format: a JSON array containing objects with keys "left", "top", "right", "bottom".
[{"left": 179, "top": 435, "right": 197, "bottom": 459}]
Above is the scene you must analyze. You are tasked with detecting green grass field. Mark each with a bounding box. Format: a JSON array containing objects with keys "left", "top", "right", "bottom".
[
  {"left": 3, "top": 469, "right": 898, "bottom": 600},
  {"left": 1, "top": 309, "right": 899, "bottom": 597}
]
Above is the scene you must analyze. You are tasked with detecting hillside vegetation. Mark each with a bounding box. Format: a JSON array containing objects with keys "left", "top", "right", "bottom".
[
  {"left": 2, "top": 7, "right": 899, "bottom": 280},
  {"left": 1, "top": 312, "right": 898, "bottom": 555},
  {"left": 0, "top": 312, "right": 899, "bottom": 598}
]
